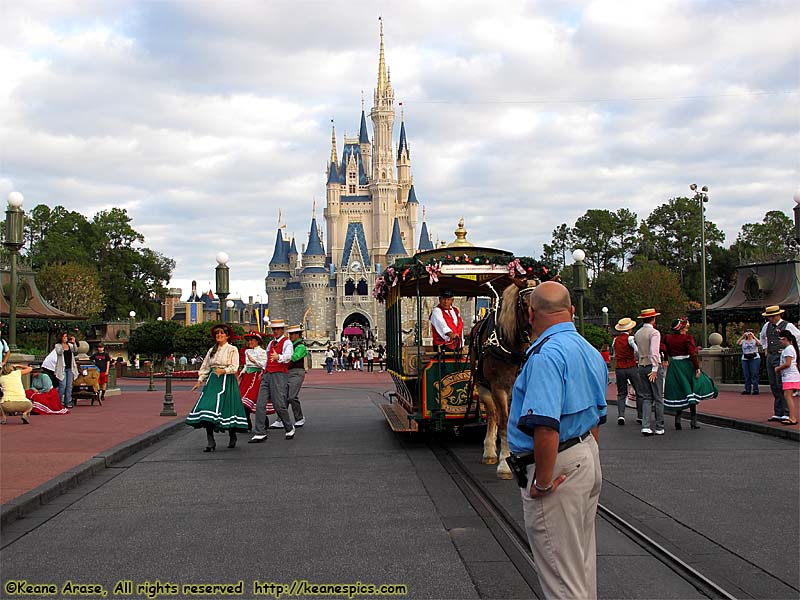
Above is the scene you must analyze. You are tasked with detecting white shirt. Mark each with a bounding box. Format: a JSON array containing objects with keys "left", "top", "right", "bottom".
[
  {"left": 266, "top": 335, "right": 293, "bottom": 364},
  {"left": 780, "top": 345, "right": 800, "bottom": 383},
  {"left": 244, "top": 347, "right": 267, "bottom": 369},
  {"left": 41, "top": 349, "right": 58, "bottom": 371},
  {"left": 197, "top": 342, "right": 239, "bottom": 382},
  {"left": 430, "top": 306, "right": 459, "bottom": 341}
]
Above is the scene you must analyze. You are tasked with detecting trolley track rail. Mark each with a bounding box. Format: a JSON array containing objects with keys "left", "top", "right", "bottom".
[{"left": 435, "top": 440, "right": 740, "bottom": 600}]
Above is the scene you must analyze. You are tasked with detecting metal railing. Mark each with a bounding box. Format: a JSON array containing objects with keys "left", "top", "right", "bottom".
[{"left": 720, "top": 349, "right": 769, "bottom": 384}]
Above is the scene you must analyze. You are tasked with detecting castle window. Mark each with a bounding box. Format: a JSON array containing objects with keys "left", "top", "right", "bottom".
[
  {"left": 349, "top": 185, "right": 356, "bottom": 194},
  {"left": 344, "top": 279, "right": 356, "bottom": 296},
  {"left": 356, "top": 279, "right": 368, "bottom": 296}
]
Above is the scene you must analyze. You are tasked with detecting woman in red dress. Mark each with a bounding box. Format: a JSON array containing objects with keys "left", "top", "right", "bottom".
[{"left": 238, "top": 332, "right": 268, "bottom": 431}]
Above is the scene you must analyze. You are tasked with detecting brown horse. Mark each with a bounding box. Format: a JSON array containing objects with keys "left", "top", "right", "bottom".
[{"left": 468, "top": 281, "right": 534, "bottom": 479}]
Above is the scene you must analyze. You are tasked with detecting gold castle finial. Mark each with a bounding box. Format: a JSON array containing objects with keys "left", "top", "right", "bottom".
[
  {"left": 361, "top": 90, "right": 365, "bottom": 111},
  {"left": 330, "top": 119, "right": 338, "bottom": 164},
  {"left": 448, "top": 217, "right": 473, "bottom": 248},
  {"left": 312, "top": 196, "right": 316, "bottom": 217},
  {"left": 377, "top": 17, "right": 388, "bottom": 94}
]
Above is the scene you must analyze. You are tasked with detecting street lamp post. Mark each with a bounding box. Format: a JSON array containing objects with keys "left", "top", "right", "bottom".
[
  {"left": 602, "top": 306, "right": 609, "bottom": 332},
  {"left": 215, "top": 252, "right": 230, "bottom": 322},
  {"left": 690, "top": 184, "right": 709, "bottom": 347},
  {"left": 160, "top": 355, "right": 176, "bottom": 416},
  {"left": 572, "top": 249, "right": 588, "bottom": 336},
  {"left": 226, "top": 299, "right": 235, "bottom": 323},
  {"left": 4, "top": 192, "right": 25, "bottom": 352}
]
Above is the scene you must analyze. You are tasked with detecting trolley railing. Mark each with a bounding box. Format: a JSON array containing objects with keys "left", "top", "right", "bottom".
[{"left": 719, "top": 349, "right": 769, "bottom": 384}]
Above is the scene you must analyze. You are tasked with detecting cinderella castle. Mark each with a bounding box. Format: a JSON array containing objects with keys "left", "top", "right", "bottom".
[{"left": 265, "top": 23, "right": 436, "bottom": 345}]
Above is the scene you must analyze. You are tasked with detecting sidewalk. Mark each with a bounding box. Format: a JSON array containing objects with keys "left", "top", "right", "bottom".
[
  {"left": 606, "top": 380, "right": 800, "bottom": 438},
  {"left": 1, "top": 370, "right": 794, "bottom": 521}
]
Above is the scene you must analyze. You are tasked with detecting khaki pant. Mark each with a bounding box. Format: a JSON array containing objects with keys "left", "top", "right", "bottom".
[
  {"left": 521, "top": 434, "right": 602, "bottom": 599},
  {"left": 0, "top": 399, "right": 34, "bottom": 421}
]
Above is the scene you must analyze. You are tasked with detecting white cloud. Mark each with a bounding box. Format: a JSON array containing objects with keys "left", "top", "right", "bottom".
[{"left": 1, "top": 0, "right": 798, "bottom": 302}]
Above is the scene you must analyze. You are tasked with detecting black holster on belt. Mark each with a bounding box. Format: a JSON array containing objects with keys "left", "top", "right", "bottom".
[{"left": 506, "top": 452, "right": 536, "bottom": 489}]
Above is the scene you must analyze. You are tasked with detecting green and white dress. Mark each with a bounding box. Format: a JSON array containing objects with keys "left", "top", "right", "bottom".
[
  {"left": 186, "top": 343, "right": 249, "bottom": 431},
  {"left": 663, "top": 333, "right": 718, "bottom": 410}
]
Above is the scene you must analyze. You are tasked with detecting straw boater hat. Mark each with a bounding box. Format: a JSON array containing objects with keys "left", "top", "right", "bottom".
[
  {"left": 762, "top": 305, "right": 785, "bottom": 317},
  {"left": 287, "top": 325, "right": 303, "bottom": 334},
  {"left": 639, "top": 308, "right": 661, "bottom": 319},
  {"left": 614, "top": 317, "right": 637, "bottom": 332},
  {"left": 269, "top": 319, "right": 287, "bottom": 329},
  {"left": 243, "top": 331, "right": 263, "bottom": 342}
]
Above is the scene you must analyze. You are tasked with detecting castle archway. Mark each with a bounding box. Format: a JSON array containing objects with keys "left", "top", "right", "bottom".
[{"left": 341, "top": 312, "right": 372, "bottom": 342}]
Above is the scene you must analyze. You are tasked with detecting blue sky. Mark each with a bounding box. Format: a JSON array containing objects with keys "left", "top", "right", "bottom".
[{"left": 1, "top": 0, "right": 798, "bottom": 302}]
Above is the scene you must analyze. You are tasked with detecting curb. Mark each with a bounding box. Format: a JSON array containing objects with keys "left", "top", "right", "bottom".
[
  {"left": 0, "top": 418, "right": 187, "bottom": 528},
  {"left": 606, "top": 399, "right": 799, "bottom": 442}
]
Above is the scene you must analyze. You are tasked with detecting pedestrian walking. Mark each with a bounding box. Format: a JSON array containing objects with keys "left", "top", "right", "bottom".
[
  {"left": 238, "top": 331, "right": 267, "bottom": 431},
  {"left": 249, "top": 319, "right": 295, "bottom": 442},
  {"left": 663, "top": 318, "right": 718, "bottom": 430},
  {"left": 325, "top": 345, "right": 335, "bottom": 374},
  {"left": 634, "top": 308, "right": 665, "bottom": 436},
  {"left": 737, "top": 329, "right": 762, "bottom": 395},
  {"left": 612, "top": 317, "right": 640, "bottom": 426},
  {"left": 507, "top": 281, "right": 606, "bottom": 600},
  {"left": 0, "top": 364, "right": 34, "bottom": 424},
  {"left": 272, "top": 325, "right": 306, "bottom": 429},
  {"left": 53, "top": 333, "right": 78, "bottom": 408},
  {"left": 377, "top": 344, "right": 386, "bottom": 371},
  {"left": 366, "top": 346, "right": 375, "bottom": 372},
  {"left": 759, "top": 306, "right": 800, "bottom": 422},
  {"left": 774, "top": 330, "right": 799, "bottom": 425},
  {"left": 89, "top": 343, "right": 112, "bottom": 402},
  {"left": 186, "top": 324, "right": 248, "bottom": 452}
]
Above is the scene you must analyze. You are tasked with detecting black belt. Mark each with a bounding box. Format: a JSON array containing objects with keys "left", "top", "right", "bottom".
[{"left": 515, "top": 431, "right": 592, "bottom": 466}]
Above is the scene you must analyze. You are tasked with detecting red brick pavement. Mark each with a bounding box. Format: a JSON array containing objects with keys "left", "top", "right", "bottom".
[{"left": 1, "top": 370, "right": 793, "bottom": 506}]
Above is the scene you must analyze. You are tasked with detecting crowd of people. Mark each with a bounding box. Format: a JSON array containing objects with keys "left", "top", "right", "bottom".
[{"left": 323, "top": 342, "right": 386, "bottom": 374}]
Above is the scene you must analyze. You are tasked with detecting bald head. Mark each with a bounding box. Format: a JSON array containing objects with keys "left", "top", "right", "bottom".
[
  {"left": 530, "top": 281, "right": 573, "bottom": 335},
  {"left": 533, "top": 281, "right": 572, "bottom": 313}
]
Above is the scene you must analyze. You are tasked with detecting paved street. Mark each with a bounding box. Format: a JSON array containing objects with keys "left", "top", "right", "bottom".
[{"left": 1, "top": 371, "right": 799, "bottom": 599}]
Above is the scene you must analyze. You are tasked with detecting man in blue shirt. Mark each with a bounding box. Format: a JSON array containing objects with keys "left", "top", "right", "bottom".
[{"left": 507, "top": 281, "right": 607, "bottom": 599}]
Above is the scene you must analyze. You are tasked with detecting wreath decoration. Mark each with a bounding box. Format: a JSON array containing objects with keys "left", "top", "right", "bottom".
[{"left": 372, "top": 254, "right": 557, "bottom": 303}]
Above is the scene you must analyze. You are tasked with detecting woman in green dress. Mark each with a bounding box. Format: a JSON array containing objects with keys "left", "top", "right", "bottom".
[
  {"left": 186, "top": 324, "right": 248, "bottom": 451},
  {"left": 664, "top": 318, "right": 718, "bottom": 429}
]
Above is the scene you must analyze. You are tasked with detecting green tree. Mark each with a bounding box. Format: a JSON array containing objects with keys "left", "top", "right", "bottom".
[
  {"left": 37, "top": 262, "right": 105, "bottom": 317},
  {"left": 581, "top": 323, "right": 611, "bottom": 350},
  {"left": 571, "top": 209, "right": 619, "bottom": 280},
  {"left": 172, "top": 322, "right": 246, "bottom": 359},
  {"left": 731, "top": 209, "right": 794, "bottom": 263},
  {"left": 129, "top": 320, "right": 181, "bottom": 362},
  {"left": 636, "top": 197, "right": 725, "bottom": 301},
  {"left": 606, "top": 260, "right": 689, "bottom": 328},
  {"left": 539, "top": 223, "right": 571, "bottom": 271},
  {"left": 20, "top": 204, "right": 175, "bottom": 320}
]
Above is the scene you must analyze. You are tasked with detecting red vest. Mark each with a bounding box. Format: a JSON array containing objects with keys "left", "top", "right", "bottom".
[
  {"left": 613, "top": 333, "right": 637, "bottom": 369},
  {"left": 265, "top": 336, "right": 290, "bottom": 373},
  {"left": 432, "top": 305, "right": 463, "bottom": 349}
]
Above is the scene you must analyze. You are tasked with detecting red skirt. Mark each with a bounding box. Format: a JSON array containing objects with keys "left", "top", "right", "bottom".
[
  {"left": 238, "top": 370, "right": 274, "bottom": 414},
  {"left": 26, "top": 389, "right": 70, "bottom": 415}
]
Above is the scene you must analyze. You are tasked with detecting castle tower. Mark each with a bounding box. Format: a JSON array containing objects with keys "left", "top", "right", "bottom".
[
  {"left": 301, "top": 217, "right": 328, "bottom": 337},
  {"left": 359, "top": 99, "right": 371, "bottom": 177},
  {"left": 417, "top": 219, "right": 434, "bottom": 252},
  {"left": 369, "top": 20, "right": 398, "bottom": 266},
  {"left": 288, "top": 236, "right": 299, "bottom": 275},
  {"left": 386, "top": 217, "right": 408, "bottom": 265},
  {"left": 396, "top": 116, "right": 411, "bottom": 199},
  {"left": 265, "top": 228, "right": 291, "bottom": 319},
  {"left": 325, "top": 122, "right": 343, "bottom": 259}
]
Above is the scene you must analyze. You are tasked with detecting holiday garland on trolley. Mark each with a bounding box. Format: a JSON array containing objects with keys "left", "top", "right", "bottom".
[{"left": 373, "top": 253, "right": 558, "bottom": 303}]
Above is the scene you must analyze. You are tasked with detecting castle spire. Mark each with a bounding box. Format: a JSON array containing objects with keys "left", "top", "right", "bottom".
[
  {"left": 330, "top": 119, "right": 338, "bottom": 164},
  {"left": 377, "top": 17, "right": 388, "bottom": 94}
]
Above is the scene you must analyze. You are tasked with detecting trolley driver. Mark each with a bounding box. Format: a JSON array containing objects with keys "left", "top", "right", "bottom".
[{"left": 430, "top": 289, "right": 464, "bottom": 350}]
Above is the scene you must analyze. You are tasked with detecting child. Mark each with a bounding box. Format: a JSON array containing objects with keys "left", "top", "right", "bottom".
[{"left": 774, "top": 330, "right": 800, "bottom": 425}]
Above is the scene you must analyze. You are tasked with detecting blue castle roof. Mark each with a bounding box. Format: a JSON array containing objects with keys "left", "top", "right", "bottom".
[
  {"left": 418, "top": 221, "right": 433, "bottom": 251},
  {"left": 304, "top": 217, "right": 325, "bottom": 257},
  {"left": 289, "top": 237, "right": 298, "bottom": 256},
  {"left": 341, "top": 143, "right": 368, "bottom": 185},
  {"left": 269, "top": 229, "right": 289, "bottom": 266},
  {"left": 407, "top": 184, "right": 419, "bottom": 204},
  {"left": 397, "top": 120, "right": 409, "bottom": 161},
  {"left": 387, "top": 218, "right": 407, "bottom": 257},
  {"left": 327, "top": 161, "right": 339, "bottom": 184},
  {"left": 359, "top": 110, "right": 369, "bottom": 144}
]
